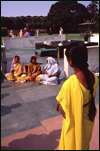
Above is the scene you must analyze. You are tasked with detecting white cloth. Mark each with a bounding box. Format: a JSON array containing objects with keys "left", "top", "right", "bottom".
[
  {"left": 59, "top": 28, "right": 63, "bottom": 35},
  {"left": 37, "top": 30, "right": 40, "bottom": 36},
  {"left": 39, "top": 74, "right": 58, "bottom": 85},
  {"left": 40, "top": 57, "right": 61, "bottom": 85},
  {"left": 1, "top": 45, "right": 5, "bottom": 48}
]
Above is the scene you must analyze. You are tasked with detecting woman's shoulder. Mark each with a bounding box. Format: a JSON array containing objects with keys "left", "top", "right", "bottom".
[
  {"left": 36, "top": 62, "right": 41, "bottom": 66},
  {"left": 19, "top": 62, "right": 24, "bottom": 66},
  {"left": 28, "top": 63, "right": 32, "bottom": 67},
  {"left": 63, "top": 75, "right": 75, "bottom": 86},
  {"left": 53, "top": 63, "right": 60, "bottom": 69}
]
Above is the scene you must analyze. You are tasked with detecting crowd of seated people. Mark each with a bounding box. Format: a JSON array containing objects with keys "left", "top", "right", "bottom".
[
  {"left": 5, "top": 56, "right": 61, "bottom": 85},
  {"left": 8, "top": 28, "right": 35, "bottom": 38}
]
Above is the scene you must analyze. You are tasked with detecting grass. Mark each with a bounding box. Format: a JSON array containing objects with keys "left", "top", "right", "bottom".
[
  {"left": 1, "top": 33, "right": 99, "bottom": 40},
  {"left": 66, "top": 34, "right": 83, "bottom": 40}
]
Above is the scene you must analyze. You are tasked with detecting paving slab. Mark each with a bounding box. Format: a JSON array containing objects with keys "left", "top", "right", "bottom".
[
  {"left": 1, "top": 50, "right": 99, "bottom": 150},
  {"left": 1, "top": 76, "right": 65, "bottom": 138},
  {"left": 1, "top": 105, "right": 99, "bottom": 150}
]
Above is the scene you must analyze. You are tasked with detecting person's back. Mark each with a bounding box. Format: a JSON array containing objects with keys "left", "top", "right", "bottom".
[
  {"left": 75, "top": 70, "right": 95, "bottom": 90},
  {"left": 56, "top": 41, "right": 99, "bottom": 150},
  {"left": 78, "top": 72, "right": 98, "bottom": 149}
]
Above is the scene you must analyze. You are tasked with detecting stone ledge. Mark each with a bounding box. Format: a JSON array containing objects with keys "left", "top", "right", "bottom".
[{"left": 3, "top": 35, "right": 66, "bottom": 49}]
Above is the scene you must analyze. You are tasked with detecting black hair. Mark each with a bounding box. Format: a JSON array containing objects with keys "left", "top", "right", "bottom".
[
  {"left": 30, "top": 56, "right": 36, "bottom": 63},
  {"left": 65, "top": 41, "right": 96, "bottom": 122},
  {"left": 15, "top": 55, "right": 20, "bottom": 60}
]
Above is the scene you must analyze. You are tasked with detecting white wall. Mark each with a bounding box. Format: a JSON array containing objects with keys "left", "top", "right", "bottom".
[
  {"left": 90, "top": 34, "right": 99, "bottom": 45},
  {"left": 64, "top": 46, "right": 99, "bottom": 79}
]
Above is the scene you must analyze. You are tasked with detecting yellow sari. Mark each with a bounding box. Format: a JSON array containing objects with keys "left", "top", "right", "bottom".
[
  {"left": 6, "top": 62, "right": 27, "bottom": 83},
  {"left": 56, "top": 73, "right": 98, "bottom": 150}
]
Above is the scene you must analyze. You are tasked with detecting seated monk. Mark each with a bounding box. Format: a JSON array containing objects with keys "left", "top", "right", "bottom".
[
  {"left": 26, "top": 56, "right": 41, "bottom": 82},
  {"left": 5, "top": 55, "right": 27, "bottom": 83}
]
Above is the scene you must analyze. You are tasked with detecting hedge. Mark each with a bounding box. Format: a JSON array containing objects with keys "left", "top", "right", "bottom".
[{"left": 1, "top": 27, "right": 7, "bottom": 36}]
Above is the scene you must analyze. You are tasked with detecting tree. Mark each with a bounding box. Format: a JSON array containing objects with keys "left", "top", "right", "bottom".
[
  {"left": 87, "top": 1, "right": 99, "bottom": 18},
  {"left": 87, "top": 1, "right": 99, "bottom": 25},
  {"left": 47, "top": 1, "right": 90, "bottom": 33}
]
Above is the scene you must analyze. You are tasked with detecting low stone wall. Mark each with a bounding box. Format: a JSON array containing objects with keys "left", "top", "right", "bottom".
[
  {"left": 64, "top": 45, "right": 99, "bottom": 79},
  {"left": 90, "top": 34, "right": 99, "bottom": 44},
  {"left": 3, "top": 35, "right": 66, "bottom": 49}
]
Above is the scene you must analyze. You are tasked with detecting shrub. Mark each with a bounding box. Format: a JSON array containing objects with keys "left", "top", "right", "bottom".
[{"left": 1, "top": 27, "right": 7, "bottom": 36}]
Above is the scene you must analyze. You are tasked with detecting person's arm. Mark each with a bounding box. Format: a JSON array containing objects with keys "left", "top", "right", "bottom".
[
  {"left": 28, "top": 64, "right": 32, "bottom": 76},
  {"left": 32, "top": 64, "right": 41, "bottom": 78},
  {"left": 43, "top": 68, "right": 47, "bottom": 74},
  {"left": 11, "top": 69, "right": 14, "bottom": 74},
  {"left": 48, "top": 71, "right": 60, "bottom": 78},
  {"left": 56, "top": 101, "right": 66, "bottom": 119}
]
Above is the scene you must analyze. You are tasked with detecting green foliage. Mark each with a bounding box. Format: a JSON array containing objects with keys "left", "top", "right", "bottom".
[
  {"left": 1, "top": 1, "right": 99, "bottom": 33},
  {"left": 47, "top": 1, "right": 91, "bottom": 33},
  {"left": 87, "top": 1, "right": 99, "bottom": 25},
  {"left": 1, "top": 27, "right": 7, "bottom": 36},
  {"left": 87, "top": 1, "right": 99, "bottom": 17}
]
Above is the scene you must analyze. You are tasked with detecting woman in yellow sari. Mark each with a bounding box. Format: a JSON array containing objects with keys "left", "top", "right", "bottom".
[
  {"left": 56, "top": 41, "right": 99, "bottom": 150},
  {"left": 6, "top": 55, "right": 27, "bottom": 83}
]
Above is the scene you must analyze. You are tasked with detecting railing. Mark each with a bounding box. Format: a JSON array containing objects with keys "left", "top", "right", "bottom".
[{"left": 1, "top": 48, "right": 60, "bottom": 74}]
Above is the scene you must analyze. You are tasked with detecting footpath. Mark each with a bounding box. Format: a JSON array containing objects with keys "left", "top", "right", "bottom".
[{"left": 1, "top": 50, "right": 99, "bottom": 150}]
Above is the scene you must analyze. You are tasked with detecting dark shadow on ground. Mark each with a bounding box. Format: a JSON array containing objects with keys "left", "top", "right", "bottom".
[
  {"left": 1, "top": 72, "right": 5, "bottom": 83},
  {"left": 1, "top": 93, "right": 10, "bottom": 100},
  {"left": 1, "top": 129, "right": 61, "bottom": 150},
  {"left": 1, "top": 85, "right": 12, "bottom": 88},
  {"left": 1, "top": 78, "right": 4, "bottom": 83},
  {"left": 1, "top": 103, "right": 22, "bottom": 116}
]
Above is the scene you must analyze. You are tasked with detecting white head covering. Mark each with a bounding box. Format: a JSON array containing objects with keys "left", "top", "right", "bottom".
[
  {"left": 44, "top": 57, "right": 60, "bottom": 76},
  {"left": 46, "top": 57, "right": 57, "bottom": 65},
  {"left": 44, "top": 57, "right": 57, "bottom": 71}
]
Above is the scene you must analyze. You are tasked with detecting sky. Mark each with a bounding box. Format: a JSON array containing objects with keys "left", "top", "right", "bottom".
[{"left": 1, "top": 1, "right": 93, "bottom": 17}]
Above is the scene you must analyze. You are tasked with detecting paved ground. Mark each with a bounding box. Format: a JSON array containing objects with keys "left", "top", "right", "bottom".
[{"left": 1, "top": 50, "right": 99, "bottom": 150}]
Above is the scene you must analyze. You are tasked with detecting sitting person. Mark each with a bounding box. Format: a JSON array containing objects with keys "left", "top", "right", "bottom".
[
  {"left": 24, "top": 28, "right": 31, "bottom": 37},
  {"left": 30, "top": 28, "right": 34, "bottom": 36},
  {"left": 5, "top": 55, "right": 27, "bottom": 83},
  {"left": 48, "top": 27, "right": 52, "bottom": 35},
  {"left": 8, "top": 30, "right": 15, "bottom": 38},
  {"left": 26, "top": 56, "right": 41, "bottom": 82},
  {"left": 18, "top": 29, "right": 23, "bottom": 37},
  {"left": 35, "top": 57, "right": 61, "bottom": 85}
]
